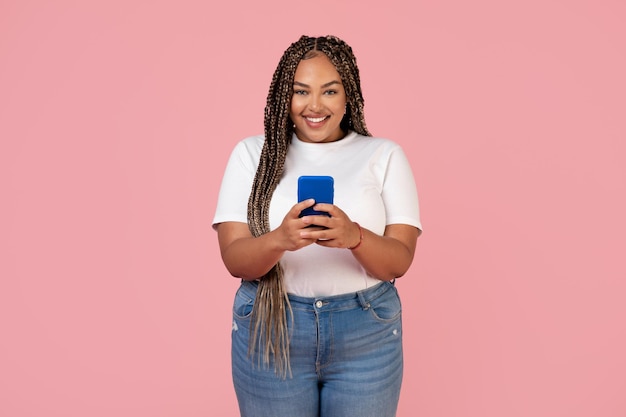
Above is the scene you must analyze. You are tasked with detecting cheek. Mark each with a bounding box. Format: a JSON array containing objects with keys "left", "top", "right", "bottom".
[
  {"left": 289, "top": 98, "right": 301, "bottom": 117},
  {"left": 333, "top": 95, "right": 347, "bottom": 113},
  {"left": 288, "top": 107, "right": 296, "bottom": 122},
  {"left": 330, "top": 100, "right": 346, "bottom": 117}
]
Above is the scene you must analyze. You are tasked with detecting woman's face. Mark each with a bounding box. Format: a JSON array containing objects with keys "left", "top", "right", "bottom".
[{"left": 290, "top": 53, "right": 347, "bottom": 143}]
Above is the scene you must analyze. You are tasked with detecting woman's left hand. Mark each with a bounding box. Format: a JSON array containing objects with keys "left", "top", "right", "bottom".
[{"left": 299, "top": 203, "right": 361, "bottom": 249}]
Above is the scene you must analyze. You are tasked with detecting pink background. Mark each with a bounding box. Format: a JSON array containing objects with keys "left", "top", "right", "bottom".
[{"left": 2, "top": 1, "right": 625, "bottom": 416}]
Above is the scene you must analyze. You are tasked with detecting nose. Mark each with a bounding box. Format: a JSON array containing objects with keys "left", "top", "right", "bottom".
[{"left": 308, "top": 94, "right": 322, "bottom": 112}]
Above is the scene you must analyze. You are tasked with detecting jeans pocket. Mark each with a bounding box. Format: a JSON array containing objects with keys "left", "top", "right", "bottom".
[
  {"left": 233, "top": 286, "right": 255, "bottom": 320},
  {"left": 368, "top": 286, "right": 402, "bottom": 323}
]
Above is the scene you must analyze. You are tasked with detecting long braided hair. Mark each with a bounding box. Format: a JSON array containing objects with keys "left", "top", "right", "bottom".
[{"left": 247, "top": 35, "right": 371, "bottom": 378}]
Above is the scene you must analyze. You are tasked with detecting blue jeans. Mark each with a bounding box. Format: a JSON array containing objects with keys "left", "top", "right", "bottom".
[{"left": 231, "top": 280, "right": 403, "bottom": 417}]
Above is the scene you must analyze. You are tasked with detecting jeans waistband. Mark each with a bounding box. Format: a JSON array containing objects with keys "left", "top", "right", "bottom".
[{"left": 238, "top": 279, "right": 395, "bottom": 312}]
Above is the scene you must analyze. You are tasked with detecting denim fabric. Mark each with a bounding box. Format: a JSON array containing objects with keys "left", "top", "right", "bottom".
[{"left": 231, "top": 280, "right": 403, "bottom": 417}]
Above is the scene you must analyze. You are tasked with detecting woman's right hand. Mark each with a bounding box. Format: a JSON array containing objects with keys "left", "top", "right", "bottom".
[
  {"left": 275, "top": 199, "right": 325, "bottom": 251},
  {"left": 216, "top": 199, "right": 323, "bottom": 280}
]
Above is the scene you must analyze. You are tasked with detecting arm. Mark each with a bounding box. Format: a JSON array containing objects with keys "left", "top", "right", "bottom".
[
  {"left": 216, "top": 199, "right": 323, "bottom": 280},
  {"left": 301, "top": 203, "right": 421, "bottom": 281},
  {"left": 350, "top": 223, "right": 420, "bottom": 280}
]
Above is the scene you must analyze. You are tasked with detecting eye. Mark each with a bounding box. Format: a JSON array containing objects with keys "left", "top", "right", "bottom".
[
  {"left": 293, "top": 90, "right": 308, "bottom": 95},
  {"left": 324, "top": 90, "right": 338, "bottom": 95}
]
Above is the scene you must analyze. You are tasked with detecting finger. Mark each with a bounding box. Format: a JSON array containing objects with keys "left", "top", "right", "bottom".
[
  {"left": 299, "top": 226, "right": 327, "bottom": 238},
  {"left": 314, "top": 227, "right": 335, "bottom": 241},
  {"left": 314, "top": 239, "right": 334, "bottom": 248},
  {"left": 289, "top": 199, "right": 316, "bottom": 218},
  {"left": 301, "top": 214, "right": 332, "bottom": 229},
  {"left": 312, "top": 203, "right": 335, "bottom": 216}
]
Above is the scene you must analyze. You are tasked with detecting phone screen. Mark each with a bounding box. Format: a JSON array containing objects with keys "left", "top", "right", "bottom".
[{"left": 298, "top": 175, "right": 334, "bottom": 217}]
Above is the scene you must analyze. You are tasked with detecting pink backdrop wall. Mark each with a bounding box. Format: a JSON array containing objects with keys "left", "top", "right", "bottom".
[{"left": 2, "top": 1, "right": 625, "bottom": 416}]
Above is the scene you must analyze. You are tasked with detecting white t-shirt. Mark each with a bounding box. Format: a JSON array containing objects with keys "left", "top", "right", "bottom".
[{"left": 213, "top": 131, "right": 421, "bottom": 297}]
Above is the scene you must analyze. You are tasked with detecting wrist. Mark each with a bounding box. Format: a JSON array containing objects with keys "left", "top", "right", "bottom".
[{"left": 348, "top": 222, "right": 363, "bottom": 250}]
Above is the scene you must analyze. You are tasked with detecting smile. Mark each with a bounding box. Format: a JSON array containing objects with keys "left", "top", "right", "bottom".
[{"left": 306, "top": 116, "right": 329, "bottom": 123}]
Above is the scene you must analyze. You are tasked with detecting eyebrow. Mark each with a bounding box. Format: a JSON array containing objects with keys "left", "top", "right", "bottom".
[{"left": 293, "top": 80, "right": 342, "bottom": 88}]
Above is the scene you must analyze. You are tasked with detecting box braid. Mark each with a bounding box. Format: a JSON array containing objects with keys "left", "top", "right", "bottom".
[{"left": 247, "top": 35, "right": 371, "bottom": 378}]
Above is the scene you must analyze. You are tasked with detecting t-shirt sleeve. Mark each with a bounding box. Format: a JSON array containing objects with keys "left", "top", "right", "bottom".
[
  {"left": 381, "top": 145, "right": 422, "bottom": 231},
  {"left": 212, "top": 138, "right": 261, "bottom": 229}
]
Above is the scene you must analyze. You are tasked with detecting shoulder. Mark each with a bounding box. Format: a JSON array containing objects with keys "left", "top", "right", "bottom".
[
  {"left": 234, "top": 134, "right": 265, "bottom": 154},
  {"left": 228, "top": 134, "right": 264, "bottom": 160},
  {"left": 350, "top": 132, "right": 405, "bottom": 155},
  {"left": 221, "top": 134, "right": 265, "bottom": 173},
  {"left": 351, "top": 131, "right": 399, "bottom": 146}
]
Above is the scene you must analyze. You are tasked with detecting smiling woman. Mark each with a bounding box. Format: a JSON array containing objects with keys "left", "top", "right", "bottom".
[
  {"left": 290, "top": 54, "right": 347, "bottom": 143},
  {"left": 212, "top": 35, "right": 422, "bottom": 417}
]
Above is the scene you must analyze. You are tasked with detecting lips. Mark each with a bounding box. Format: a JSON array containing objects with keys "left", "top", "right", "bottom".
[{"left": 305, "top": 116, "right": 329, "bottom": 123}]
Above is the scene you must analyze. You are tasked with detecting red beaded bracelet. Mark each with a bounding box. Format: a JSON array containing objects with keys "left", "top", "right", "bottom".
[{"left": 348, "top": 222, "right": 363, "bottom": 250}]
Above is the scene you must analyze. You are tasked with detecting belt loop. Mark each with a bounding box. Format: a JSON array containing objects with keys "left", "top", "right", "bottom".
[{"left": 357, "top": 290, "right": 370, "bottom": 310}]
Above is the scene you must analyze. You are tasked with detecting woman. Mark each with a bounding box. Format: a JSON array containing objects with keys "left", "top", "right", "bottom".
[{"left": 213, "top": 35, "right": 422, "bottom": 417}]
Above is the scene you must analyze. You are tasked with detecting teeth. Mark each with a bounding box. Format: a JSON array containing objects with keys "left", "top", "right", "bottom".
[{"left": 306, "top": 116, "right": 327, "bottom": 123}]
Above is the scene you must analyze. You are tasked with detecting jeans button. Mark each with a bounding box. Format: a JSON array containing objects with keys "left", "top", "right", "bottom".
[{"left": 315, "top": 300, "right": 323, "bottom": 308}]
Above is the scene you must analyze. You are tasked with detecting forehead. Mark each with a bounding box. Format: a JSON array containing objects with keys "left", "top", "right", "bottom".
[{"left": 293, "top": 53, "right": 341, "bottom": 82}]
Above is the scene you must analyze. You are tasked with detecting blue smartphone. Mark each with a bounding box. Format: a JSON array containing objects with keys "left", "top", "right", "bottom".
[{"left": 298, "top": 175, "right": 334, "bottom": 217}]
